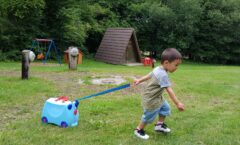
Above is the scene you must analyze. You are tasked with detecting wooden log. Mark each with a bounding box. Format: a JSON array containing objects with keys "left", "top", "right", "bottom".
[
  {"left": 22, "top": 50, "right": 30, "bottom": 79},
  {"left": 68, "top": 47, "right": 78, "bottom": 70}
]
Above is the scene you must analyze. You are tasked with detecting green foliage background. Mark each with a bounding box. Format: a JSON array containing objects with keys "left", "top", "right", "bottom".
[{"left": 0, "top": 0, "right": 240, "bottom": 64}]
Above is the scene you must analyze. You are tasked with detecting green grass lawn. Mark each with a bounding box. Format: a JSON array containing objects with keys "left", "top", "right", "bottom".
[{"left": 0, "top": 59, "right": 239, "bottom": 145}]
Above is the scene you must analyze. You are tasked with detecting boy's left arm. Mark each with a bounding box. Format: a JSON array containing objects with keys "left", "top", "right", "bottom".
[
  {"left": 133, "top": 73, "right": 151, "bottom": 86},
  {"left": 165, "top": 87, "right": 185, "bottom": 111}
]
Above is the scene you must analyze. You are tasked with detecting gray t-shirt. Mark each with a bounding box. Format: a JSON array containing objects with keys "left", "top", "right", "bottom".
[{"left": 142, "top": 66, "right": 171, "bottom": 110}]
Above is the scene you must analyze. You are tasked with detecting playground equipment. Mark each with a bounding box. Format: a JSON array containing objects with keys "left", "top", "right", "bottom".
[
  {"left": 30, "top": 39, "right": 61, "bottom": 64},
  {"left": 41, "top": 84, "right": 130, "bottom": 128}
]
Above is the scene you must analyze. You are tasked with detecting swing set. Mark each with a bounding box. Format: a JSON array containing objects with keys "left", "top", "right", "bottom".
[{"left": 30, "top": 39, "right": 61, "bottom": 64}]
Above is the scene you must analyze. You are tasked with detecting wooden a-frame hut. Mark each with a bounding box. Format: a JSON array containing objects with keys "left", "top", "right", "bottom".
[{"left": 95, "top": 28, "right": 141, "bottom": 65}]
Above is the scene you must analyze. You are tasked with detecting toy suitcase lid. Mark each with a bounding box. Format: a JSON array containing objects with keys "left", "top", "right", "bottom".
[{"left": 47, "top": 97, "right": 71, "bottom": 105}]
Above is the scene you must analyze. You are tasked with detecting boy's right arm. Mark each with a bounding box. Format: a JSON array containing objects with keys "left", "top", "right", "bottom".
[
  {"left": 165, "top": 87, "right": 185, "bottom": 111},
  {"left": 133, "top": 74, "right": 151, "bottom": 86}
]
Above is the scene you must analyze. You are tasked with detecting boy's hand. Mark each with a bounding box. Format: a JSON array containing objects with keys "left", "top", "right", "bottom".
[
  {"left": 132, "top": 74, "right": 150, "bottom": 87},
  {"left": 176, "top": 102, "right": 185, "bottom": 111},
  {"left": 133, "top": 79, "right": 140, "bottom": 86}
]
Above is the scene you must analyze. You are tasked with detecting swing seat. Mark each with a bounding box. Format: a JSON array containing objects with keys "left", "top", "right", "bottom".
[{"left": 37, "top": 53, "right": 44, "bottom": 60}]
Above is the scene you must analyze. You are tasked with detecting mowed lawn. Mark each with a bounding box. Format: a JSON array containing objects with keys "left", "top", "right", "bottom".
[{"left": 0, "top": 59, "right": 239, "bottom": 145}]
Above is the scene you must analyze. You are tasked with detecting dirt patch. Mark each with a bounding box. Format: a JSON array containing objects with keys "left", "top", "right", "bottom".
[{"left": 91, "top": 76, "right": 126, "bottom": 85}]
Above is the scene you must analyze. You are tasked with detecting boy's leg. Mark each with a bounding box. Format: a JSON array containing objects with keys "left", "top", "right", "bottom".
[
  {"left": 134, "top": 108, "right": 159, "bottom": 139},
  {"left": 158, "top": 116, "right": 165, "bottom": 123},
  {"left": 137, "top": 121, "right": 146, "bottom": 130},
  {"left": 134, "top": 121, "right": 149, "bottom": 139},
  {"left": 155, "top": 101, "right": 171, "bottom": 133},
  {"left": 155, "top": 116, "right": 171, "bottom": 133}
]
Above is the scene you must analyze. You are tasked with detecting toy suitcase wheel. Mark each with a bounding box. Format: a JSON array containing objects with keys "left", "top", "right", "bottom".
[
  {"left": 61, "top": 121, "right": 68, "bottom": 128},
  {"left": 42, "top": 117, "right": 48, "bottom": 123}
]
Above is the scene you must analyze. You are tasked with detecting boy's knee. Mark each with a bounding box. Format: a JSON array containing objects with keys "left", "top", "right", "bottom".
[
  {"left": 159, "top": 101, "right": 171, "bottom": 116},
  {"left": 141, "top": 116, "right": 155, "bottom": 124},
  {"left": 141, "top": 109, "right": 158, "bottom": 123}
]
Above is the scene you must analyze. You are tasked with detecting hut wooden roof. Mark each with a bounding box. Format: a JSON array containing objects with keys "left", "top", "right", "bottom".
[{"left": 95, "top": 28, "right": 141, "bottom": 64}]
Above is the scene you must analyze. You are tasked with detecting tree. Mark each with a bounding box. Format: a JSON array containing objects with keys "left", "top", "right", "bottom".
[
  {"left": 129, "top": 0, "right": 202, "bottom": 57},
  {"left": 0, "top": 0, "right": 45, "bottom": 60},
  {"left": 192, "top": 0, "right": 240, "bottom": 64}
]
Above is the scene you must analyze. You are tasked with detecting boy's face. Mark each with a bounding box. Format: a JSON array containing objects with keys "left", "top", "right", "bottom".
[{"left": 164, "top": 59, "right": 181, "bottom": 73}]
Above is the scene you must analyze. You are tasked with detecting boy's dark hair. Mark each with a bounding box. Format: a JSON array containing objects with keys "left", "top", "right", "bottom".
[{"left": 161, "top": 48, "right": 182, "bottom": 64}]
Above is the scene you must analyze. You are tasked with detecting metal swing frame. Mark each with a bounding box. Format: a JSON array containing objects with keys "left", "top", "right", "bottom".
[{"left": 31, "top": 39, "right": 61, "bottom": 64}]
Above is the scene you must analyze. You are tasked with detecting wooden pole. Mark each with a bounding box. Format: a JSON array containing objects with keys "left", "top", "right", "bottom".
[
  {"left": 68, "top": 47, "right": 78, "bottom": 70},
  {"left": 22, "top": 50, "right": 30, "bottom": 79}
]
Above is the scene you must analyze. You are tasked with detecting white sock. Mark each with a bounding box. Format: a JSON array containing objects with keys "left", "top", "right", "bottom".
[{"left": 157, "top": 121, "right": 163, "bottom": 125}]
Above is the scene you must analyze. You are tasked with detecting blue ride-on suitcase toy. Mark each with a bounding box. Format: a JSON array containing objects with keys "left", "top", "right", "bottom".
[
  {"left": 41, "top": 96, "right": 79, "bottom": 128},
  {"left": 41, "top": 84, "right": 130, "bottom": 128}
]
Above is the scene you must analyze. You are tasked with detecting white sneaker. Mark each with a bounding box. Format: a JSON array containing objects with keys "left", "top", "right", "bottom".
[
  {"left": 154, "top": 123, "right": 171, "bottom": 133},
  {"left": 134, "top": 129, "right": 149, "bottom": 140}
]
